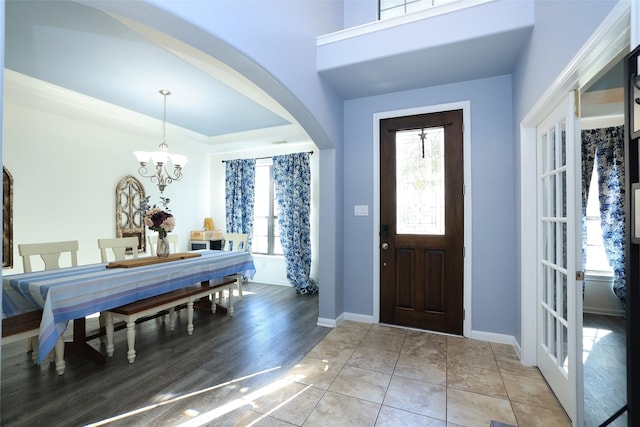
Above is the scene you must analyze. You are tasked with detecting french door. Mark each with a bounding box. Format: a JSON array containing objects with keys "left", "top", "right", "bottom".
[{"left": 536, "top": 92, "right": 583, "bottom": 426}]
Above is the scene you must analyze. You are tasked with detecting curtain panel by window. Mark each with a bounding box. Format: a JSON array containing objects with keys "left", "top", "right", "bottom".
[
  {"left": 225, "top": 159, "right": 256, "bottom": 250},
  {"left": 273, "top": 152, "right": 317, "bottom": 295},
  {"left": 581, "top": 126, "right": 626, "bottom": 305}
]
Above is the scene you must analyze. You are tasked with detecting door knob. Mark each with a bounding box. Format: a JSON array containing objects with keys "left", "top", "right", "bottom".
[{"left": 381, "top": 242, "right": 389, "bottom": 250}]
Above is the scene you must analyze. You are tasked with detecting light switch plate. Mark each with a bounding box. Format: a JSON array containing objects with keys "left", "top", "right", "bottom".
[{"left": 354, "top": 205, "right": 369, "bottom": 216}]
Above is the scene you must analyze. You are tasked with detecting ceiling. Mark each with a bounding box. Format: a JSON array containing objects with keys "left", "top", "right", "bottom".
[
  {"left": 5, "top": 0, "right": 299, "bottom": 151},
  {"left": 5, "top": 1, "right": 623, "bottom": 151}
]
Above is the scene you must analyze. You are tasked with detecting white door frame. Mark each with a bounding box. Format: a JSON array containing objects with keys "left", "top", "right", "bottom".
[
  {"left": 519, "top": 1, "right": 630, "bottom": 365},
  {"left": 372, "top": 101, "right": 472, "bottom": 338}
]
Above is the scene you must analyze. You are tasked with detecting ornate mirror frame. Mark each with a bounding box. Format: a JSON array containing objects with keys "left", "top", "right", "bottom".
[{"left": 116, "top": 175, "right": 146, "bottom": 254}]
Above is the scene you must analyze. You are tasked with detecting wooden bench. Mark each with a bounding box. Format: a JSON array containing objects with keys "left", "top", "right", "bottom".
[
  {"left": 105, "top": 278, "right": 237, "bottom": 363},
  {"left": 2, "top": 310, "right": 66, "bottom": 375}
]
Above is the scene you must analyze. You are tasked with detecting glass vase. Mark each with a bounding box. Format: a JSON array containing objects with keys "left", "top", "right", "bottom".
[{"left": 156, "top": 235, "right": 170, "bottom": 258}]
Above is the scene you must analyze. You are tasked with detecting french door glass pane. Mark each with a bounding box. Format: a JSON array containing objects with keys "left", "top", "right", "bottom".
[{"left": 395, "top": 127, "right": 445, "bottom": 235}]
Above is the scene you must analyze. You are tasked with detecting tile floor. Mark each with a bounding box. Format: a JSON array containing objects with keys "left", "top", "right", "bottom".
[{"left": 225, "top": 321, "right": 572, "bottom": 426}]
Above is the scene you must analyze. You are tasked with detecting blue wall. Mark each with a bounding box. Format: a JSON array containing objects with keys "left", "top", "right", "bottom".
[{"left": 344, "top": 75, "right": 516, "bottom": 334}]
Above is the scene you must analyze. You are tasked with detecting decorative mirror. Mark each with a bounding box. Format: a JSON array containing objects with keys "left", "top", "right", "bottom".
[
  {"left": 116, "top": 175, "right": 146, "bottom": 254},
  {"left": 3, "top": 167, "right": 13, "bottom": 269}
]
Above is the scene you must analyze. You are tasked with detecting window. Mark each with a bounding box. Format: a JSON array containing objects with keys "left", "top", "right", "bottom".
[
  {"left": 252, "top": 160, "right": 283, "bottom": 255},
  {"left": 379, "top": 0, "right": 460, "bottom": 20},
  {"left": 585, "top": 163, "right": 613, "bottom": 275}
]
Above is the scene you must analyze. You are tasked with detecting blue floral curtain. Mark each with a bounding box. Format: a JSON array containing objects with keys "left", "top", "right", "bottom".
[
  {"left": 273, "top": 152, "right": 317, "bottom": 294},
  {"left": 581, "top": 126, "right": 626, "bottom": 305},
  {"left": 225, "top": 159, "right": 256, "bottom": 249}
]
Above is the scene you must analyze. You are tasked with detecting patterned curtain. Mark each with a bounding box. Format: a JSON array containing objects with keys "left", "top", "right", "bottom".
[
  {"left": 225, "top": 159, "right": 256, "bottom": 249},
  {"left": 581, "top": 126, "right": 626, "bottom": 305},
  {"left": 273, "top": 152, "right": 317, "bottom": 295}
]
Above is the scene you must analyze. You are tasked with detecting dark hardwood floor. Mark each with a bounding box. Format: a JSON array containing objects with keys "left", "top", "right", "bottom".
[
  {"left": 1, "top": 283, "right": 330, "bottom": 426},
  {"left": 583, "top": 313, "right": 627, "bottom": 427}
]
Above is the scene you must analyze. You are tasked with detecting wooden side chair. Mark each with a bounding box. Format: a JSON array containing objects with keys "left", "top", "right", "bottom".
[
  {"left": 147, "top": 234, "right": 179, "bottom": 256},
  {"left": 222, "top": 233, "right": 249, "bottom": 300},
  {"left": 14, "top": 240, "right": 78, "bottom": 374}
]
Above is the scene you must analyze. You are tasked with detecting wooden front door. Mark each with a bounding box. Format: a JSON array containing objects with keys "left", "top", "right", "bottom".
[{"left": 380, "top": 110, "right": 464, "bottom": 335}]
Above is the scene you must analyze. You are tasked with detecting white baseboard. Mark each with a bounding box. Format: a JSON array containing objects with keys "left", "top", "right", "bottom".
[
  {"left": 583, "top": 307, "right": 625, "bottom": 317},
  {"left": 343, "top": 312, "right": 374, "bottom": 324},
  {"left": 469, "top": 330, "right": 514, "bottom": 346}
]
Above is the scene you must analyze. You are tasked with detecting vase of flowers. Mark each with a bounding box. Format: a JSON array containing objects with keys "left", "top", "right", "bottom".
[{"left": 144, "top": 206, "right": 175, "bottom": 258}]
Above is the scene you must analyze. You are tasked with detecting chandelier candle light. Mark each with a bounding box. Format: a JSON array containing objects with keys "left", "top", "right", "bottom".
[{"left": 134, "top": 90, "right": 188, "bottom": 193}]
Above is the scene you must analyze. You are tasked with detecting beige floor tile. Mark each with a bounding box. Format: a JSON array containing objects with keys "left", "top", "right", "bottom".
[
  {"left": 490, "top": 342, "right": 517, "bottom": 356},
  {"left": 218, "top": 408, "right": 297, "bottom": 426},
  {"left": 447, "top": 335, "right": 492, "bottom": 351},
  {"left": 360, "top": 330, "right": 406, "bottom": 353},
  {"left": 394, "top": 353, "right": 446, "bottom": 385},
  {"left": 446, "top": 364, "right": 508, "bottom": 399},
  {"left": 402, "top": 331, "right": 447, "bottom": 361},
  {"left": 324, "top": 326, "right": 369, "bottom": 345},
  {"left": 375, "top": 405, "right": 446, "bottom": 427},
  {"left": 447, "top": 344, "right": 498, "bottom": 371},
  {"left": 383, "top": 375, "right": 446, "bottom": 420},
  {"left": 495, "top": 353, "right": 544, "bottom": 379},
  {"left": 340, "top": 320, "right": 372, "bottom": 330},
  {"left": 512, "top": 401, "right": 572, "bottom": 427},
  {"left": 307, "top": 338, "right": 357, "bottom": 364},
  {"left": 328, "top": 365, "right": 392, "bottom": 404},
  {"left": 304, "top": 390, "right": 381, "bottom": 427},
  {"left": 370, "top": 324, "right": 409, "bottom": 337},
  {"left": 446, "top": 388, "right": 517, "bottom": 427},
  {"left": 285, "top": 356, "right": 344, "bottom": 390},
  {"left": 501, "top": 372, "right": 562, "bottom": 408},
  {"left": 250, "top": 381, "right": 325, "bottom": 425},
  {"left": 347, "top": 346, "right": 399, "bottom": 374}
]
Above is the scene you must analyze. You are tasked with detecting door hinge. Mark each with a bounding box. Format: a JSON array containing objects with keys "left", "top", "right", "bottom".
[
  {"left": 462, "top": 246, "right": 465, "bottom": 258},
  {"left": 463, "top": 309, "right": 465, "bottom": 320},
  {"left": 462, "top": 184, "right": 465, "bottom": 196},
  {"left": 576, "top": 270, "right": 584, "bottom": 281}
]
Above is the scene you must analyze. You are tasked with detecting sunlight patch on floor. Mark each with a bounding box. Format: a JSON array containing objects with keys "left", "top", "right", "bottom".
[
  {"left": 84, "top": 366, "right": 282, "bottom": 427},
  {"left": 582, "top": 326, "right": 612, "bottom": 364}
]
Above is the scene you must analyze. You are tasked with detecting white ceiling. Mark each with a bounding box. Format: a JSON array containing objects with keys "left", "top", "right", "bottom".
[{"left": 5, "top": 0, "right": 300, "bottom": 151}]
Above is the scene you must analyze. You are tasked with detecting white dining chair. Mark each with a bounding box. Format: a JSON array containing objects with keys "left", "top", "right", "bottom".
[
  {"left": 19, "top": 240, "right": 79, "bottom": 273},
  {"left": 16, "top": 240, "right": 77, "bottom": 374},
  {"left": 222, "top": 233, "right": 249, "bottom": 300},
  {"left": 97, "top": 237, "right": 139, "bottom": 262},
  {"left": 147, "top": 234, "right": 179, "bottom": 256}
]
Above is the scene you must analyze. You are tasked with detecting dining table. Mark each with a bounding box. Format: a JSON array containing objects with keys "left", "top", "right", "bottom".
[{"left": 2, "top": 250, "right": 256, "bottom": 365}]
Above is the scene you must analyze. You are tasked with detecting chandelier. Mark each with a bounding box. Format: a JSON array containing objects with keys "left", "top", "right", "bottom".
[{"left": 133, "top": 90, "right": 188, "bottom": 193}]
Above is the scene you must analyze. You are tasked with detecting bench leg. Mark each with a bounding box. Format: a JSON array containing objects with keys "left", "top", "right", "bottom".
[
  {"left": 105, "top": 312, "right": 115, "bottom": 357},
  {"left": 211, "top": 294, "right": 218, "bottom": 314},
  {"left": 168, "top": 308, "right": 176, "bottom": 332},
  {"left": 54, "top": 337, "right": 65, "bottom": 375},
  {"left": 30, "top": 337, "right": 39, "bottom": 364},
  {"left": 228, "top": 286, "right": 235, "bottom": 317},
  {"left": 125, "top": 321, "right": 136, "bottom": 363},
  {"left": 187, "top": 300, "right": 194, "bottom": 335}
]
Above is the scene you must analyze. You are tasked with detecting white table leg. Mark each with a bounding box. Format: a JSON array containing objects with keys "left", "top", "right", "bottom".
[
  {"left": 105, "top": 312, "right": 115, "bottom": 357},
  {"left": 126, "top": 320, "right": 136, "bottom": 363},
  {"left": 54, "top": 337, "right": 65, "bottom": 375},
  {"left": 187, "top": 300, "right": 194, "bottom": 335}
]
